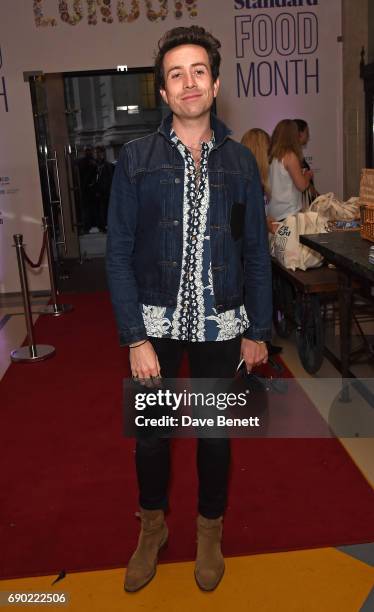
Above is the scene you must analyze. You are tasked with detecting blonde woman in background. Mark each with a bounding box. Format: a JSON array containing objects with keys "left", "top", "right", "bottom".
[
  {"left": 241, "top": 127, "right": 282, "bottom": 357},
  {"left": 267, "top": 119, "right": 313, "bottom": 222},
  {"left": 241, "top": 128, "right": 273, "bottom": 231},
  {"left": 241, "top": 128, "right": 271, "bottom": 203}
]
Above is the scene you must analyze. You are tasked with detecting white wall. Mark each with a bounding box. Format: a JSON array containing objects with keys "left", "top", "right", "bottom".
[{"left": 0, "top": 0, "right": 342, "bottom": 292}]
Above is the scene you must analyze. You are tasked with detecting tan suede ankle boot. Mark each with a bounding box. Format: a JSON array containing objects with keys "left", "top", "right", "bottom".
[
  {"left": 124, "top": 508, "right": 168, "bottom": 592},
  {"left": 194, "top": 514, "right": 225, "bottom": 591}
]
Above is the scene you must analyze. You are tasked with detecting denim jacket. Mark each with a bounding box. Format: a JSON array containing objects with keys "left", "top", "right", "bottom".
[{"left": 106, "top": 113, "right": 272, "bottom": 346}]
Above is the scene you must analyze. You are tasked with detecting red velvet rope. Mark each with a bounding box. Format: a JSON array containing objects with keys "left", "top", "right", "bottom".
[{"left": 23, "top": 230, "right": 48, "bottom": 269}]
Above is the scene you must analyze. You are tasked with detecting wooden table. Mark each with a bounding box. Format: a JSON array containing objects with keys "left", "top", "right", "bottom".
[{"left": 300, "top": 231, "right": 374, "bottom": 400}]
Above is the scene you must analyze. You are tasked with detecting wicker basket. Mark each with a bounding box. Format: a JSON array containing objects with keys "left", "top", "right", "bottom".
[
  {"left": 360, "top": 203, "right": 374, "bottom": 242},
  {"left": 360, "top": 168, "right": 374, "bottom": 204}
]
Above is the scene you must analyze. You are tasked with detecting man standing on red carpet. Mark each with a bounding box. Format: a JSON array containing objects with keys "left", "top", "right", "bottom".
[{"left": 106, "top": 25, "right": 272, "bottom": 592}]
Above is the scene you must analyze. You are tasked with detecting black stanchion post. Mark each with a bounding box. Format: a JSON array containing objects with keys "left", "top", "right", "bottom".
[
  {"left": 10, "top": 234, "right": 55, "bottom": 363},
  {"left": 38, "top": 216, "right": 73, "bottom": 316}
]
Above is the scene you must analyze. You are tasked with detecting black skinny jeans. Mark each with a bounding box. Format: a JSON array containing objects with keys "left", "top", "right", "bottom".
[{"left": 135, "top": 336, "right": 241, "bottom": 519}]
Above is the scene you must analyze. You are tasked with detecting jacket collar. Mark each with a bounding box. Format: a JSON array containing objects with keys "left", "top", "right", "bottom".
[{"left": 158, "top": 112, "right": 231, "bottom": 148}]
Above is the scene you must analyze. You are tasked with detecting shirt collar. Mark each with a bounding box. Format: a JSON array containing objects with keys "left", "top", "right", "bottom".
[
  {"left": 170, "top": 128, "right": 215, "bottom": 151},
  {"left": 158, "top": 112, "right": 231, "bottom": 147}
]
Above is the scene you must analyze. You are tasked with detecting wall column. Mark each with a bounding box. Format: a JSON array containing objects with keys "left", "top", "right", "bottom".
[{"left": 342, "top": 0, "right": 368, "bottom": 198}]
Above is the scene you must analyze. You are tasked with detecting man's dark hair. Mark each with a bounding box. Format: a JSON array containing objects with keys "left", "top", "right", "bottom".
[
  {"left": 154, "top": 26, "right": 221, "bottom": 90},
  {"left": 293, "top": 119, "right": 308, "bottom": 133}
]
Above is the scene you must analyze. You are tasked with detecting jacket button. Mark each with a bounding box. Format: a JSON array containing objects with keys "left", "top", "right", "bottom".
[
  {"left": 175, "top": 178, "right": 181, "bottom": 184},
  {"left": 173, "top": 220, "right": 179, "bottom": 226},
  {"left": 172, "top": 261, "right": 178, "bottom": 267}
]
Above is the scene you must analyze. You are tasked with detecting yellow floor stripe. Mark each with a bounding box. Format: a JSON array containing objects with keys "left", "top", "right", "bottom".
[{"left": 1, "top": 548, "right": 373, "bottom": 612}]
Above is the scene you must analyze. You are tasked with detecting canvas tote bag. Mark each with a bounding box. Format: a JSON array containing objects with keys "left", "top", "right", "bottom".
[{"left": 270, "top": 211, "right": 327, "bottom": 271}]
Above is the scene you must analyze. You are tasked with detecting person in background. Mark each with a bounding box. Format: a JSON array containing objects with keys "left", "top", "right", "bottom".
[
  {"left": 241, "top": 128, "right": 271, "bottom": 203},
  {"left": 76, "top": 146, "right": 97, "bottom": 233},
  {"left": 267, "top": 119, "right": 313, "bottom": 223},
  {"left": 94, "top": 146, "right": 114, "bottom": 233},
  {"left": 241, "top": 128, "right": 282, "bottom": 357},
  {"left": 293, "top": 119, "right": 319, "bottom": 206}
]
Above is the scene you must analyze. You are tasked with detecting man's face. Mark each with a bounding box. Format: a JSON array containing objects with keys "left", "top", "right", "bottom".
[{"left": 160, "top": 44, "right": 219, "bottom": 120}]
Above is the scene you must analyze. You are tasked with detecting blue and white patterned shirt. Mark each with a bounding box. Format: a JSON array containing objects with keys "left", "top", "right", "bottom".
[{"left": 141, "top": 130, "right": 249, "bottom": 342}]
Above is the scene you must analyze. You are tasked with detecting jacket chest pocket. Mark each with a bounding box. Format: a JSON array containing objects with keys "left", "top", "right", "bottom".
[
  {"left": 159, "top": 174, "right": 175, "bottom": 218},
  {"left": 137, "top": 170, "right": 173, "bottom": 219},
  {"left": 160, "top": 171, "right": 184, "bottom": 218}
]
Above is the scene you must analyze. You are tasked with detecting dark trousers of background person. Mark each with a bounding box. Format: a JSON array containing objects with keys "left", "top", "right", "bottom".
[
  {"left": 135, "top": 336, "right": 241, "bottom": 519},
  {"left": 97, "top": 195, "right": 110, "bottom": 232},
  {"left": 81, "top": 187, "right": 96, "bottom": 232}
]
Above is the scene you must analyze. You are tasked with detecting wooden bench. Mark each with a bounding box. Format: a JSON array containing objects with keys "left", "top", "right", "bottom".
[
  {"left": 271, "top": 259, "right": 340, "bottom": 374},
  {"left": 272, "top": 260, "right": 340, "bottom": 294}
]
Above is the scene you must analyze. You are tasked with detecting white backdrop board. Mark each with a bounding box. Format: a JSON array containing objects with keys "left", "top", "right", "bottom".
[{"left": 0, "top": 0, "right": 342, "bottom": 292}]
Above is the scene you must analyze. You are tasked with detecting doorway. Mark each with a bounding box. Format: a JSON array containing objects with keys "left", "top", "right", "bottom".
[{"left": 29, "top": 68, "right": 166, "bottom": 290}]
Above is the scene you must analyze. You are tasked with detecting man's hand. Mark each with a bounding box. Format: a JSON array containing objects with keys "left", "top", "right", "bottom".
[
  {"left": 129, "top": 341, "right": 161, "bottom": 385},
  {"left": 241, "top": 338, "right": 268, "bottom": 372}
]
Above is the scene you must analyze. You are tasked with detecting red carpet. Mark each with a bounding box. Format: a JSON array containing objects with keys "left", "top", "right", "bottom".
[{"left": 1, "top": 292, "right": 374, "bottom": 579}]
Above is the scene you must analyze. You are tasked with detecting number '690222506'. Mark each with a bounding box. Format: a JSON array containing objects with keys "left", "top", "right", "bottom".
[{"left": 7, "top": 592, "right": 67, "bottom": 604}]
